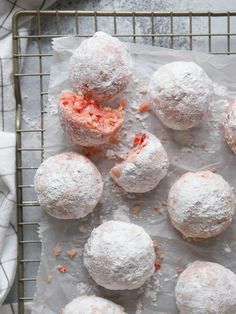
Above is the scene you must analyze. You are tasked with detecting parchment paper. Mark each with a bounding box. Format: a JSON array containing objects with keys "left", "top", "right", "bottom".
[{"left": 32, "top": 36, "right": 236, "bottom": 314}]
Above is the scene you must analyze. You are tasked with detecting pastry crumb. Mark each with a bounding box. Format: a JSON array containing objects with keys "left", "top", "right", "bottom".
[
  {"left": 53, "top": 244, "right": 62, "bottom": 257},
  {"left": 152, "top": 239, "right": 158, "bottom": 247},
  {"left": 139, "top": 102, "right": 150, "bottom": 113},
  {"left": 67, "top": 249, "right": 78, "bottom": 258},
  {"left": 57, "top": 265, "right": 68, "bottom": 273},
  {"left": 131, "top": 204, "right": 141, "bottom": 215}
]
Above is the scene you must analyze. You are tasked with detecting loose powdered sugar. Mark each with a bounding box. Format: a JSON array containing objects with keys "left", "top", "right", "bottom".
[
  {"left": 175, "top": 261, "right": 236, "bottom": 314},
  {"left": 83, "top": 220, "right": 155, "bottom": 290},
  {"left": 63, "top": 296, "right": 126, "bottom": 314},
  {"left": 168, "top": 170, "right": 235, "bottom": 239},
  {"left": 34, "top": 152, "right": 103, "bottom": 219},
  {"left": 148, "top": 61, "right": 213, "bottom": 130},
  {"left": 69, "top": 31, "right": 133, "bottom": 103},
  {"left": 110, "top": 131, "right": 169, "bottom": 193}
]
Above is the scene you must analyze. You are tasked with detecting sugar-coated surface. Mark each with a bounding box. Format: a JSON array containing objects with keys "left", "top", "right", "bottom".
[
  {"left": 175, "top": 261, "right": 236, "bottom": 314},
  {"left": 222, "top": 101, "right": 236, "bottom": 154},
  {"left": 168, "top": 171, "right": 235, "bottom": 239},
  {"left": 34, "top": 152, "right": 103, "bottom": 219},
  {"left": 110, "top": 131, "right": 169, "bottom": 193},
  {"left": 63, "top": 296, "right": 126, "bottom": 314},
  {"left": 149, "top": 61, "right": 213, "bottom": 130},
  {"left": 69, "top": 32, "right": 133, "bottom": 103},
  {"left": 83, "top": 221, "right": 155, "bottom": 290}
]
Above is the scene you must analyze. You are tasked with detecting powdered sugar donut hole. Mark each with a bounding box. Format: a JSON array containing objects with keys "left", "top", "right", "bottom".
[
  {"left": 222, "top": 101, "right": 236, "bottom": 154},
  {"left": 34, "top": 152, "right": 103, "bottom": 219},
  {"left": 69, "top": 31, "right": 133, "bottom": 103},
  {"left": 83, "top": 221, "right": 155, "bottom": 290},
  {"left": 148, "top": 61, "right": 213, "bottom": 130},
  {"left": 175, "top": 261, "right": 236, "bottom": 314},
  {"left": 110, "top": 131, "right": 169, "bottom": 193},
  {"left": 168, "top": 171, "right": 235, "bottom": 239},
  {"left": 63, "top": 296, "right": 126, "bottom": 314}
]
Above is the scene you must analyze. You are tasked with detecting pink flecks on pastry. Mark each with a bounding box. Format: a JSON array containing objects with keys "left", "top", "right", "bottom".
[
  {"left": 110, "top": 131, "right": 169, "bottom": 193},
  {"left": 58, "top": 91, "right": 125, "bottom": 147}
]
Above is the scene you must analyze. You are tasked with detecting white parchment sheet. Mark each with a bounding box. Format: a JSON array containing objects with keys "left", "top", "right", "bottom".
[{"left": 32, "top": 36, "right": 236, "bottom": 314}]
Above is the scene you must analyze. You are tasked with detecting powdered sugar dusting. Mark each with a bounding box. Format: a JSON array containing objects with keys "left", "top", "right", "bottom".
[
  {"left": 110, "top": 131, "right": 169, "bottom": 193},
  {"left": 222, "top": 101, "right": 236, "bottom": 154},
  {"left": 168, "top": 171, "right": 235, "bottom": 239},
  {"left": 83, "top": 221, "right": 155, "bottom": 290},
  {"left": 64, "top": 296, "right": 126, "bottom": 314},
  {"left": 175, "top": 261, "right": 236, "bottom": 314},
  {"left": 70, "top": 31, "right": 133, "bottom": 103},
  {"left": 149, "top": 61, "right": 213, "bottom": 130},
  {"left": 34, "top": 152, "right": 104, "bottom": 219}
]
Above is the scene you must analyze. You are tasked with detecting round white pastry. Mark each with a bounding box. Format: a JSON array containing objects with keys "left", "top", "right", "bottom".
[
  {"left": 110, "top": 131, "right": 169, "bottom": 193},
  {"left": 69, "top": 31, "right": 133, "bottom": 103},
  {"left": 175, "top": 261, "right": 236, "bottom": 314},
  {"left": 168, "top": 171, "right": 235, "bottom": 239},
  {"left": 222, "top": 101, "right": 236, "bottom": 154},
  {"left": 148, "top": 61, "right": 213, "bottom": 130},
  {"left": 34, "top": 152, "right": 103, "bottom": 219},
  {"left": 63, "top": 296, "right": 126, "bottom": 314},
  {"left": 83, "top": 220, "right": 155, "bottom": 290}
]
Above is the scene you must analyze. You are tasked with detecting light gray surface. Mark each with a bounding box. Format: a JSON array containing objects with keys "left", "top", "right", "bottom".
[{"left": 6, "top": 0, "right": 236, "bottom": 306}]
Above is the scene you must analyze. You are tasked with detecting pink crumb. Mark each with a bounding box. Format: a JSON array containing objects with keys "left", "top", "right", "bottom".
[
  {"left": 67, "top": 249, "right": 77, "bottom": 258},
  {"left": 57, "top": 265, "right": 68, "bottom": 273},
  {"left": 53, "top": 245, "right": 62, "bottom": 257}
]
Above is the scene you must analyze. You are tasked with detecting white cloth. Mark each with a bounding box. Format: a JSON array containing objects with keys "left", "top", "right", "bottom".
[{"left": 0, "top": 0, "right": 56, "bottom": 312}]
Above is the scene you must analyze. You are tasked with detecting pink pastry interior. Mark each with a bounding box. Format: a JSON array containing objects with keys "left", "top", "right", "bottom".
[
  {"left": 111, "top": 132, "right": 147, "bottom": 178},
  {"left": 60, "top": 91, "right": 125, "bottom": 133}
]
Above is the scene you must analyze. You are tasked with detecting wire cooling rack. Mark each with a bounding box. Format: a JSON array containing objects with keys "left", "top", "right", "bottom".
[{"left": 13, "top": 10, "right": 236, "bottom": 313}]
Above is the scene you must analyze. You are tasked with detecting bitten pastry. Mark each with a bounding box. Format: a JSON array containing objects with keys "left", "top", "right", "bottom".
[
  {"left": 222, "top": 101, "right": 236, "bottom": 154},
  {"left": 34, "top": 152, "right": 103, "bottom": 219},
  {"left": 69, "top": 31, "right": 133, "bottom": 103},
  {"left": 83, "top": 220, "right": 155, "bottom": 290},
  {"left": 148, "top": 61, "right": 213, "bottom": 130},
  {"left": 110, "top": 131, "right": 169, "bottom": 193},
  {"left": 59, "top": 91, "right": 125, "bottom": 147},
  {"left": 63, "top": 296, "right": 126, "bottom": 314},
  {"left": 175, "top": 261, "right": 236, "bottom": 314},
  {"left": 168, "top": 171, "right": 235, "bottom": 239}
]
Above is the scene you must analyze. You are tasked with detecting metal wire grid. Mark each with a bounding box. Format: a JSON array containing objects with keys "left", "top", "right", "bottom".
[{"left": 12, "top": 10, "right": 236, "bottom": 313}]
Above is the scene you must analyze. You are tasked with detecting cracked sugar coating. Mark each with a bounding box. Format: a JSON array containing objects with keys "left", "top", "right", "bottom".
[
  {"left": 222, "top": 101, "right": 236, "bottom": 154},
  {"left": 83, "top": 220, "right": 155, "bottom": 290},
  {"left": 69, "top": 31, "right": 133, "bottom": 103},
  {"left": 110, "top": 131, "right": 169, "bottom": 193},
  {"left": 175, "top": 261, "right": 236, "bottom": 314},
  {"left": 168, "top": 171, "right": 235, "bottom": 239},
  {"left": 148, "top": 61, "right": 213, "bottom": 130},
  {"left": 63, "top": 296, "right": 126, "bottom": 314},
  {"left": 34, "top": 152, "right": 103, "bottom": 219}
]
